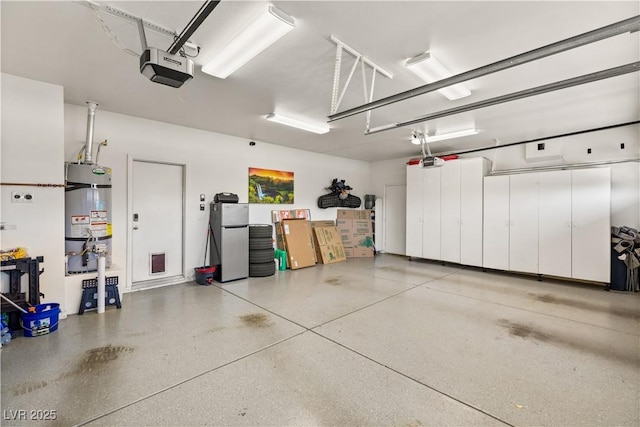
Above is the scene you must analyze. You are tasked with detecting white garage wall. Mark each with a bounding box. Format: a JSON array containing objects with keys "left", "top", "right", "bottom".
[
  {"left": 1, "top": 74, "right": 66, "bottom": 309},
  {"left": 64, "top": 104, "right": 371, "bottom": 291}
]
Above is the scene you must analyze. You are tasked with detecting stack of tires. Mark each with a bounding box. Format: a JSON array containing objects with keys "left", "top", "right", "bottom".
[{"left": 248, "top": 224, "right": 276, "bottom": 277}]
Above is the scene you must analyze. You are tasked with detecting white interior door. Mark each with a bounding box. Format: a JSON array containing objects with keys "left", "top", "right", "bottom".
[
  {"left": 509, "top": 173, "right": 539, "bottom": 274},
  {"left": 132, "top": 161, "right": 184, "bottom": 284},
  {"left": 385, "top": 184, "right": 406, "bottom": 255},
  {"left": 538, "top": 170, "right": 572, "bottom": 278},
  {"left": 483, "top": 175, "right": 510, "bottom": 270},
  {"left": 571, "top": 168, "right": 611, "bottom": 282}
]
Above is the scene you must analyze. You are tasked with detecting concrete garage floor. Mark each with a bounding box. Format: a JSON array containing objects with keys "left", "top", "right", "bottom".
[{"left": 1, "top": 254, "right": 639, "bottom": 426}]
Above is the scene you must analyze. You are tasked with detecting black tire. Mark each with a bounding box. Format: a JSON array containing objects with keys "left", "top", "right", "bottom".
[
  {"left": 249, "top": 248, "right": 274, "bottom": 264},
  {"left": 249, "top": 224, "right": 273, "bottom": 239},
  {"left": 249, "top": 238, "right": 273, "bottom": 250},
  {"left": 249, "top": 261, "right": 276, "bottom": 277}
]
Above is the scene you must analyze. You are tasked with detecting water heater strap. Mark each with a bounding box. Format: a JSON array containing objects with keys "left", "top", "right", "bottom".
[
  {"left": 65, "top": 236, "right": 112, "bottom": 242},
  {"left": 65, "top": 183, "right": 112, "bottom": 192}
]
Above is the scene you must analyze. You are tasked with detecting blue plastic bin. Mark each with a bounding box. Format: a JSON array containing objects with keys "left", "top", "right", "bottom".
[{"left": 21, "top": 303, "right": 60, "bottom": 337}]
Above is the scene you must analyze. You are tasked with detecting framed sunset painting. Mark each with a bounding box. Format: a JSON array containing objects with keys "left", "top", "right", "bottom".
[{"left": 248, "top": 167, "right": 294, "bottom": 204}]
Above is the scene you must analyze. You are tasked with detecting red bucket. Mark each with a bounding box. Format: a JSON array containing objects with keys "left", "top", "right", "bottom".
[{"left": 194, "top": 266, "right": 216, "bottom": 285}]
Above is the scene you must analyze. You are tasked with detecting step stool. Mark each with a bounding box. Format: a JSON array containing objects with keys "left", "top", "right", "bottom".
[{"left": 78, "top": 276, "right": 122, "bottom": 315}]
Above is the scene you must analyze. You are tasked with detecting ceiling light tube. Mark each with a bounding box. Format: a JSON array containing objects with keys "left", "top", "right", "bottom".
[
  {"left": 425, "top": 128, "right": 478, "bottom": 143},
  {"left": 266, "top": 113, "right": 330, "bottom": 134},
  {"left": 202, "top": 4, "right": 295, "bottom": 79},
  {"left": 406, "top": 52, "right": 471, "bottom": 100}
]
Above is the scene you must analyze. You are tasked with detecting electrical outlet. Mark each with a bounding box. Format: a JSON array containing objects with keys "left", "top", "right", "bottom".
[
  {"left": 11, "top": 192, "right": 22, "bottom": 202},
  {"left": 11, "top": 191, "right": 34, "bottom": 203}
]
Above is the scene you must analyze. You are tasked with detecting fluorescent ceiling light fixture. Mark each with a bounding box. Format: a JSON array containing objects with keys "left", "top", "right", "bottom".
[
  {"left": 201, "top": 4, "right": 295, "bottom": 79},
  {"left": 266, "top": 113, "right": 330, "bottom": 134},
  {"left": 405, "top": 51, "right": 471, "bottom": 100},
  {"left": 425, "top": 128, "right": 478, "bottom": 143}
]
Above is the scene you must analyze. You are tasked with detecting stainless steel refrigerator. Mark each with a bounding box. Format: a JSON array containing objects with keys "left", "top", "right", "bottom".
[{"left": 209, "top": 203, "right": 249, "bottom": 282}]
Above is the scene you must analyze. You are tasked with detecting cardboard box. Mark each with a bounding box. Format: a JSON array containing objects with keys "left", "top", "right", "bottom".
[
  {"left": 344, "top": 247, "right": 375, "bottom": 258},
  {"left": 307, "top": 221, "right": 335, "bottom": 261},
  {"left": 282, "top": 219, "right": 316, "bottom": 269},
  {"left": 337, "top": 209, "right": 371, "bottom": 220},
  {"left": 312, "top": 226, "right": 346, "bottom": 264},
  {"left": 337, "top": 219, "right": 372, "bottom": 234},
  {"left": 337, "top": 218, "right": 374, "bottom": 258},
  {"left": 310, "top": 220, "right": 335, "bottom": 228}
]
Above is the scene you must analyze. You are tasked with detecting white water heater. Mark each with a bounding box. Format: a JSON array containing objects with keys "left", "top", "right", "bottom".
[
  {"left": 64, "top": 102, "right": 112, "bottom": 274},
  {"left": 64, "top": 163, "right": 112, "bottom": 273}
]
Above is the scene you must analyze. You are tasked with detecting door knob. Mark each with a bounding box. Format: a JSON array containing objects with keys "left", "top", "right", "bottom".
[{"left": 133, "top": 226, "right": 139, "bottom": 230}]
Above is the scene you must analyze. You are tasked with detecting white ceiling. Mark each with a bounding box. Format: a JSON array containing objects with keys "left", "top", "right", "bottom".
[{"left": 1, "top": 1, "right": 638, "bottom": 162}]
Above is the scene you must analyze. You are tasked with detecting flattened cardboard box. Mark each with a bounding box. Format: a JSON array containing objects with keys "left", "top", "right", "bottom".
[
  {"left": 271, "top": 209, "right": 311, "bottom": 223},
  {"left": 337, "top": 209, "right": 372, "bottom": 220},
  {"left": 308, "top": 220, "right": 334, "bottom": 260},
  {"left": 312, "top": 226, "right": 346, "bottom": 264},
  {"left": 282, "top": 219, "right": 316, "bottom": 269}
]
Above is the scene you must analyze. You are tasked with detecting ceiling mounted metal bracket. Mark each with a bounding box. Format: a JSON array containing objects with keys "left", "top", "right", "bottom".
[
  {"left": 365, "top": 61, "right": 640, "bottom": 135},
  {"left": 329, "top": 15, "right": 640, "bottom": 123},
  {"left": 329, "top": 35, "right": 392, "bottom": 131},
  {"left": 76, "top": 1, "right": 202, "bottom": 52}
]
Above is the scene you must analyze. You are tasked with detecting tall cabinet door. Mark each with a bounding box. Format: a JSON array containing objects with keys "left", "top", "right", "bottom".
[
  {"left": 422, "top": 167, "right": 442, "bottom": 260},
  {"left": 509, "top": 173, "right": 539, "bottom": 274},
  {"left": 538, "top": 170, "right": 572, "bottom": 278},
  {"left": 483, "top": 175, "right": 510, "bottom": 270},
  {"left": 571, "top": 168, "right": 611, "bottom": 282},
  {"left": 460, "top": 158, "right": 489, "bottom": 267},
  {"left": 441, "top": 160, "right": 462, "bottom": 263},
  {"left": 405, "top": 165, "right": 424, "bottom": 257}
]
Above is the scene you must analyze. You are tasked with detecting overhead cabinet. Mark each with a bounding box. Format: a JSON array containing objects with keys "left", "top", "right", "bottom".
[
  {"left": 482, "top": 167, "right": 611, "bottom": 283},
  {"left": 406, "top": 158, "right": 491, "bottom": 266}
]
